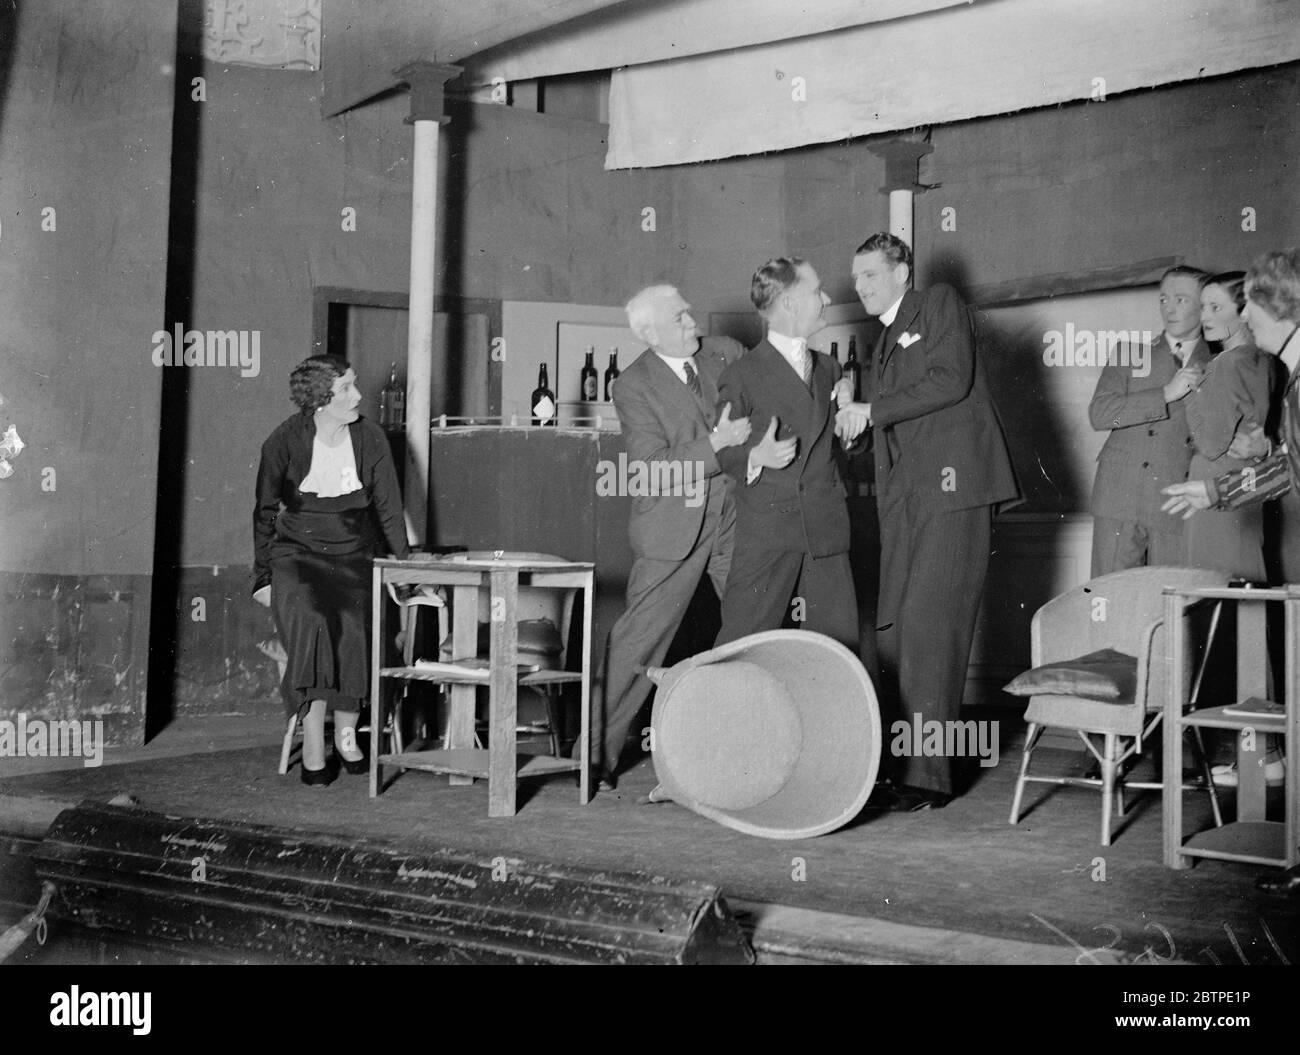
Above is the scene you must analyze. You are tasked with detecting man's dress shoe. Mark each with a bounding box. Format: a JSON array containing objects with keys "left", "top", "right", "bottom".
[
  {"left": 866, "top": 783, "right": 952, "bottom": 812},
  {"left": 1256, "top": 864, "right": 1300, "bottom": 896}
]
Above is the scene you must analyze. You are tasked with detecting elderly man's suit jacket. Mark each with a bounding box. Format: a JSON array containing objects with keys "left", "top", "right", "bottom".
[
  {"left": 715, "top": 340, "right": 850, "bottom": 557},
  {"left": 613, "top": 335, "right": 744, "bottom": 561},
  {"left": 866, "top": 285, "right": 1019, "bottom": 513},
  {"left": 1089, "top": 333, "right": 1211, "bottom": 523}
]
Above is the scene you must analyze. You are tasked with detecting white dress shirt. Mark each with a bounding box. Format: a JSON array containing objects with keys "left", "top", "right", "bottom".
[
  {"left": 849, "top": 295, "right": 904, "bottom": 433},
  {"left": 655, "top": 351, "right": 700, "bottom": 385},
  {"left": 1280, "top": 326, "right": 1300, "bottom": 380},
  {"left": 1165, "top": 332, "right": 1200, "bottom": 366},
  {"left": 747, "top": 330, "right": 810, "bottom": 483},
  {"left": 299, "top": 434, "right": 361, "bottom": 497},
  {"left": 766, "top": 330, "right": 810, "bottom": 381}
]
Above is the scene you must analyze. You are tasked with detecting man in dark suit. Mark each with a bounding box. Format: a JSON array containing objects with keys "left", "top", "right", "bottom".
[
  {"left": 1088, "top": 266, "right": 1211, "bottom": 575},
  {"left": 713, "top": 257, "right": 861, "bottom": 650},
  {"left": 843, "top": 232, "right": 1019, "bottom": 808},
  {"left": 596, "top": 284, "right": 751, "bottom": 788},
  {"left": 1162, "top": 247, "right": 1300, "bottom": 897}
]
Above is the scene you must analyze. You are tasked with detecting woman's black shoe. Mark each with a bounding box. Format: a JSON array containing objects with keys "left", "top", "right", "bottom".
[
  {"left": 337, "top": 752, "right": 367, "bottom": 776},
  {"left": 335, "top": 729, "right": 367, "bottom": 774},
  {"left": 300, "top": 757, "right": 338, "bottom": 787}
]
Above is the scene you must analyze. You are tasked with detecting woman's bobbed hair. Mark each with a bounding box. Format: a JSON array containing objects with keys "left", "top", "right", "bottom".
[{"left": 289, "top": 355, "right": 351, "bottom": 414}]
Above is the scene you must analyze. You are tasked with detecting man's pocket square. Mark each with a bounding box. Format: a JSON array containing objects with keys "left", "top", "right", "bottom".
[{"left": 897, "top": 332, "right": 921, "bottom": 348}]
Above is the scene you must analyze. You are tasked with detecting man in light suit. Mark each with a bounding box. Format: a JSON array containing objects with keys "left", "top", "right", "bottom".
[
  {"left": 841, "top": 232, "right": 1019, "bottom": 807},
  {"left": 1088, "top": 265, "right": 1211, "bottom": 575},
  {"left": 596, "top": 284, "right": 751, "bottom": 788},
  {"left": 714, "top": 257, "right": 861, "bottom": 650}
]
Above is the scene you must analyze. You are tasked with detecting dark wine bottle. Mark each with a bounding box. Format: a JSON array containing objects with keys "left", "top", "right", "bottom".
[
  {"left": 830, "top": 340, "right": 840, "bottom": 362},
  {"left": 843, "top": 337, "right": 860, "bottom": 401},
  {"left": 604, "top": 348, "right": 620, "bottom": 401},
  {"left": 580, "top": 346, "right": 598, "bottom": 402},
  {"left": 379, "top": 362, "right": 405, "bottom": 431},
  {"left": 531, "top": 363, "right": 556, "bottom": 426}
]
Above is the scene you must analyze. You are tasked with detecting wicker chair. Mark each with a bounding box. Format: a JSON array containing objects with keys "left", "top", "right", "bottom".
[{"left": 1008, "top": 566, "right": 1227, "bottom": 845}]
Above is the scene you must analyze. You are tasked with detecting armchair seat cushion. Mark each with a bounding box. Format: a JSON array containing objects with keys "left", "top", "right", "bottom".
[{"left": 1003, "top": 648, "right": 1138, "bottom": 701}]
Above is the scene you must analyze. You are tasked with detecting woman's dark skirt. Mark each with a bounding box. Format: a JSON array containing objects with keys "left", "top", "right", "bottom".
[{"left": 270, "top": 533, "right": 373, "bottom": 719}]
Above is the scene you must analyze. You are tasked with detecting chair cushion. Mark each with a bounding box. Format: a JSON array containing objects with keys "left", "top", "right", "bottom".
[
  {"left": 439, "top": 619, "right": 565, "bottom": 663},
  {"left": 479, "top": 618, "right": 564, "bottom": 656},
  {"left": 1003, "top": 648, "right": 1138, "bottom": 701}
]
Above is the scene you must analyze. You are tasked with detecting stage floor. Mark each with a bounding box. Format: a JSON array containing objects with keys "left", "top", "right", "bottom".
[{"left": 1, "top": 712, "right": 1295, "bottom": 965}]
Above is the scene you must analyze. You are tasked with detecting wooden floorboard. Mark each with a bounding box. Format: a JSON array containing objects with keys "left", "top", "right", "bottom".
[{"left": 1, "top": 716, "right": 1295, "bottom": 965}]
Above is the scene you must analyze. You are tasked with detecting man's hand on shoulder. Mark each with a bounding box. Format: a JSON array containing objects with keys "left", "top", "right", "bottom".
[
  {"left": 709, "top": 402, "right": 751, "bottom": 451},
  {"left": 704, "top": 335, "right": 748, "bottom": 366}
]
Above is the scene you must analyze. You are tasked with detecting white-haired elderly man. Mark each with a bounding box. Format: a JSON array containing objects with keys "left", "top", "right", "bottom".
[{"left": 593, "top": 285, "right": 750, "bottom": 791}]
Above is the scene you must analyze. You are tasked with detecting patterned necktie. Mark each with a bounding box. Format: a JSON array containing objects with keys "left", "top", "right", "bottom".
[
  {"left": 683, "top": 359, "right": 702, "bottom": 397},
  {"left": 799, "top": 347, "right": 813, "bottom": 389}
]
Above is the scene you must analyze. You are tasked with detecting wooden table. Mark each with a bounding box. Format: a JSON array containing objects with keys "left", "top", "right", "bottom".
[
  {"left": 1162, "top": 584, "right": 1300, "bottom": 869},
  {"left": 369, "top": 555, "right": 594, "bottom": 816}
]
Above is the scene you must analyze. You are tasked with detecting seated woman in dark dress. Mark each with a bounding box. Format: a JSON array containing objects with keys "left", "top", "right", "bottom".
[{"left": 253, "top": 355, "right": 409, "bottom": 785}]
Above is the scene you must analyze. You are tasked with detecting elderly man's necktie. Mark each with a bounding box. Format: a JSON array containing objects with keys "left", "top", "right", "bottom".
[{"left": 683, "top": 359, "right": 703, "bottom": 397}]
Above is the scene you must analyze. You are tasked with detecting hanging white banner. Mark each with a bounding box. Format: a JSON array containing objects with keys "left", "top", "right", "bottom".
[
  {"left": 460, "top": 0, "right": 964, "bottom": 86},
  {"left": 607, "top": 0, "right": 1300, "bottom": 169}
]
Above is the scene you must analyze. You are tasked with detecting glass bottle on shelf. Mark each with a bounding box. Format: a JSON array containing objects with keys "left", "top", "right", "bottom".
[
  {"left": 843, "top": 337, "right": 860, "bottom": 401},
  {"left": 379, "top": 362, "right": 405, "bottom": 431},
  {"left": 580, "top": 346, "right": 598, "bottom": 402},
  {"left": 531, "top": 363, "right": 557, "bottom": 426},
  {"left": 604, "top": 348, "right": 620, "bottom": 401}
]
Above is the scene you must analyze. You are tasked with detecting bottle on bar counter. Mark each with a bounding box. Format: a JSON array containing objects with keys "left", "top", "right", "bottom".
[
  {"left": 604, "top": 348, "right": 620, "bottom": 401},
  {"left": 379, "top": 362, "right": 405, "bottom": 431},
  {"left": 843, "top": 337, "right": 860, "bottom": 401},
  {"left": 580, "top": 346, "right": 598, "bottom": 402},
  {"left": 531, "top": 363, "right": 557, "bottom": 426}
]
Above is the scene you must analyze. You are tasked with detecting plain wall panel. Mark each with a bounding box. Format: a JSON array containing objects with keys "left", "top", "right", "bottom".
[
  {"left": 0, "top": 0, "right": 176, "bottom": 734},
  {"left": 0, "top": 0, "right": 176, "bottom": 577},
  {"left": 915, "top": 66, "right": 1300, "bottom": 294}
]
